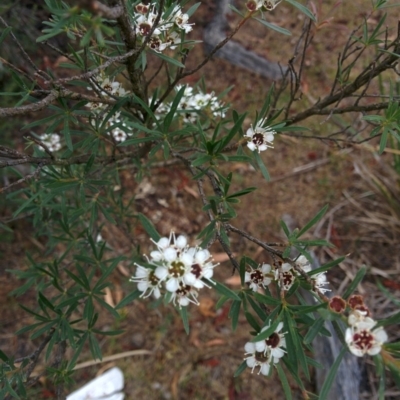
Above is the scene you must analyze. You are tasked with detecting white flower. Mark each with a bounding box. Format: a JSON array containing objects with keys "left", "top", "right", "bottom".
[
  {"left": 39, "top": 133, "right": 62, "bottom": 152},
  {"left": 313, "top": 272, "right": 330, "bottom": 293},
  {"left": 348, "top": 309, "right": 375, "bottom": 327},
  {"left": 345, "top": 319, "right": 387, "bottom": 357},
  {"left": 172, "top": 7, "right": 194, "bottom": 33},
  {"left": 245, "top": 0, "right": 263, "bottom": 12},
  {"left": 99, "top": 77, "right": 120, "bottom": 96},
  {"left": 245, "top": 119, "right": 276, "bottom": 152},
  {"left": 135, "top": 3, "right": 149, "bottom": 14},
  {"left": 295, "top": 255, "right": 311, "bottom": 272},
  {"left": 108, "top": 119, "right": 132, "bottom": 142},
  {"left": 135, "top": 14, "right": 162, "bottom": 36},
  {"left": 253, "top": 322, "right": 286, "bottom": 360},
  {"left": 186, "top": 247, "right": 218, "bottom": 289},
  {"left": 275, "top": 263, "right": 295, "bottom": 291},
  {"left": 245, "top": 263, "right": 272, "bottom": 292},
  {"left": 132, "top": 231, "right": 218, "bottom": 306},
  {"left": 165, "top": 31, "right": 182, "bottom": 49},
  {"left": 244, "top": 342, "right": 273, "bottom": 376},
  {"left": 130, "top": 265, "right": 162, "bottom": 299},
  {"left": 170, "top": 283, "right": 199, "bottom": 308},
  {"left": 263, "top": 0, "right": 282, "bottom": 11}
]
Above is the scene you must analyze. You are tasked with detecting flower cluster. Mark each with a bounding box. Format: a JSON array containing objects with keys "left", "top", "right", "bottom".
[
  {"left": 133, "top": 3, "right": 193, "bottom": 53},
  {"left": 130, "top": 231, "right": 218, "bottom": 308},
  {"left": 245, "top": 0, "right": 282, "bottom": 12},
  {"left": 345, "top": 297, "right": 388, "bottom": 357},
  {"left": 245, "top": 119, "right": 276, "bottom": 152},
  {"left": 157, "top": 85, "right": 228, "bottom": 124},
  {"left": 245, "top": 256, "right": 330, "bottom": 294},
  {"left": 86, "top": 75, "right": 131, "bottom": 142},
  {"left": 244, "top": 322, "right": 286, "bottom": 376},
  {"left": 39, "top": 133, "right": 62, "bottom": 152}
]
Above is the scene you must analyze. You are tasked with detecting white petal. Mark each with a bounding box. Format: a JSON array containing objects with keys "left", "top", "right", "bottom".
[
  {"left": 181, "top": 252, "right": 194, "bottom": 266},
  {"left": 373, "top": 327, "right": 388, "bottom": 343},
  {"left": 245, "top": 272, "right": 251, "bottom": 283},
  {"left": 271, "top": 347, "right": 285, "bottom": 359},
  {"left": 175, "top": 235, "right": 187, "bottom": 248},
  {"left": 166, "top": 277, "right": 180, "bottom": 292},
  {"left": 202, "top": 268, "right": 214, "bottom": 279},
  {"left": 258, "top": 144, "right": 268, "bottom": 152},
  {"left": 261, "top": 264, "right": 271, "bottom": 273},
  {"left": 345, "top": 328, "right": 353, "bottom": 344},
  {"left": 157, "top": 237, "right": 170, "bottom": 249},
  {"left": 246, "top": 357, "right": 257, "bottom": 368},
  {"left": 179, "top": 297, "right": 190, "bottom": 307},
  {"left": 137, "top": 281, "right": 149, "bottom": 292},
  {"left": 154, "top": 266, "right": 168, "bottom": 280},
  {"left": 247, "top": 142, "right": 256, "bottom": 151},
  {"left": 276, "top": 322, "right": 284, "bottom": 333},
  {"left": 150, "top": 250, "right": 163, "bottom": 261},
  {"left": 260, "top": 362, "right": 270, "bottom": 376},
  {"left": 135, "top": 266, "right": 148, "bottom": 278},
  {"left": 195, "top": 249, "right": 209, "bottom": 263},
  {"left": 265, "top": 133, "right": 275, "bottom": 142},
  {"left": 348, "top": 345, "right": 364, "bottom": 357},
  {"left": 367, "top": 344, "right": 382, "bottom": 356},
  {"left": 254, "top": 341, "right": 266, "bottom": 353},
  {"left": 244, "top": 342, "right": 256, "bottom": 353},
  {"left": 183, "top": 272, "right": 197, "bottom": 285},
  {"left": 164, "top": 248, "right": 177, "bottom": 262}
]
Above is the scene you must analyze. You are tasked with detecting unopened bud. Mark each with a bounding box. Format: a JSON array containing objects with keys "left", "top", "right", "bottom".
[
  {"left": 348, "top": 294, "right": 364, "bottom": 309},
  {"left": 329, "top": 296, "right": 346, "bottom": 313}
]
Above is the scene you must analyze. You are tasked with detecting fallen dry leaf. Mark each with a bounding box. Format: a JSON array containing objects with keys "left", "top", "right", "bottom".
[
  {"left": 104, "top": 287, "right": 115, "bottom": 307},
  {"left": 224, "top": 275, "right": 241, "bottom": 286},
  {"left": 198, "top": 297, "right": 216, "bottom": 317}
]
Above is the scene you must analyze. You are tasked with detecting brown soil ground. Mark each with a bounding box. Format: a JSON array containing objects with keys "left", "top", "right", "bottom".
[{"left": 1, "top": 1, "right": 400, "bottom": 399}]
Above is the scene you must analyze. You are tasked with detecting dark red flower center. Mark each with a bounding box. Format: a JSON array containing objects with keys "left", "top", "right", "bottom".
[
  {"left": 353, "top": 330, "right": 374, "bottom": 350},
  {"left": 250, "top": 270, "right": 264, "bottom": 284},
  {"left": 169, "top": 261, "right": 185, "bottom": 277},
  {"left": 282, "top": 271, "right": 293, "bottom": 287},
  {"left": 252, "top": 133, "right": 264, "bottom": 145},
  {"left": 266, "top": 332, "right": 280, "bottom": 348}
]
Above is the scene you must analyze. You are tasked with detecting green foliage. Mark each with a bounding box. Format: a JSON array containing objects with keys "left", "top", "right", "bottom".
[{"left": 1, "top": 0, "right": 400, "bottom": 397}]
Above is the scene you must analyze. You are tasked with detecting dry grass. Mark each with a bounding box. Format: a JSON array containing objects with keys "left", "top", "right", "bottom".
[{"left": 1, "top": 0, "right": 400, "bottom": 399}]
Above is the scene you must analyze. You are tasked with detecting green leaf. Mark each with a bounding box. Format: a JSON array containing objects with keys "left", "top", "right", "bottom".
[
  {"left": 234, "top": 360, "right": 248, "bottom": 377},
  {"left": 376, "top": 311, "right": 400, "bottom": 328},
  {"left": 115, "top": 289, "right": 141, "bottom": 310},
  {"left": 150, "top": 50, "right": 185, "bottom": 68},
  {"left": 246, "top": 294, "right": 267, "bottom": 321},
  {"left": 304, "top": 317, "right": 325, "bottom": 344},
  {"left": 254, "top": 151, "right": 270, "bottom": 181},
  {"left": 179, "top": 306, "right": 190, "bottom": 334},
  {"left": 319, "top": 347, "right": 346, "bottom": 400},
  {"left": 137, "top": 213, "right": 161, "bottom": 242},
  {"left": 296, "top": 204, "right": 328, "bottom": 238},
  {"left": 285, "top": 0, "right": 316, "bottom": 22},
  {"left": 277, "top": 363, "right": 293, "bottom": 400},
  {"left": 209, "top": 279, "right": 240, "bottom": 300},
  {"left": 342, "top": 266, "right": 367, "bottom": 299},
  {"left": 252, "top": 320, "right": 280, "bottom": 342},
  {"left": 0, "top": 26, "right": 12, "bottom": 46},
  {"left": 244, "top": 311, "right": 261, "bottom": 331},
  {"left": 255, "top": 17, "right": 291, "bottom": 35},
  {"left": 0, "top": 349, "right": 9, "bottom": 362},
  {"left": 229, "top": 300, "right": 242, "bottom": 331},
  {"left": 308, "top": 256, "right": 345, "bottom": 276},
  {"left": 88, "top": 333, "right": 102, "bottom": 361},
  {"left": 252, "top": 291, "right": 281, "bottom": 306}
]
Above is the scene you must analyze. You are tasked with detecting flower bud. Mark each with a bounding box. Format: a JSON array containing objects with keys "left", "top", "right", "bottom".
[{"left": 329, "top": 296, "right": 346, "bottom": 313}]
